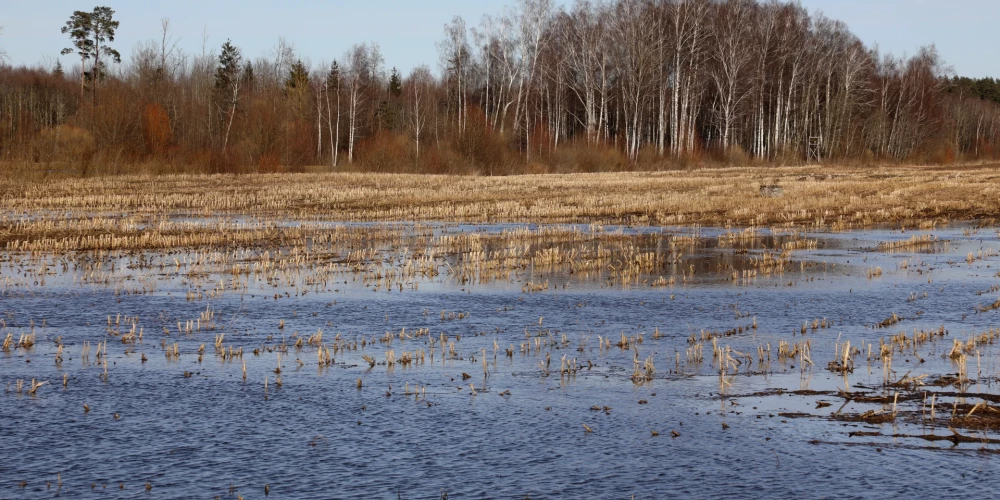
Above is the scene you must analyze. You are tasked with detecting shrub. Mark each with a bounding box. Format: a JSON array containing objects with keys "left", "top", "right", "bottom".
[
  {"left": 30, "top": 124, "right": 96, "bottom": 174},
  {"left": 548, "top": 139, "right": 627, "bottom": 173},
  {"left": 356, "top": 130, "right": 411, "bottom": 173},
  {"left": 142, "top": 103, "right": 172, "bottom": 156}
]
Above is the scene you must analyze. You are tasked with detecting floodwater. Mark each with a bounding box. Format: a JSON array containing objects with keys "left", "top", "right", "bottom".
[{"left": 2, "top": 222, "right": 1000, "bottom": 498}]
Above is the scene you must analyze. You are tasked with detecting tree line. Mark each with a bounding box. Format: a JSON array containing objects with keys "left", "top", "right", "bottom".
[{"left": 1, "top": 1, "right": 999, "bottom": 176}]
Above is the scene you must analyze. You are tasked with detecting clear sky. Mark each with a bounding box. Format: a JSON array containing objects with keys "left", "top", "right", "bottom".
[
  {"left": 1, "top": 0, "right": 996, "bottom": 78},
  {"left": 796, "top": 0, "right": 996, "bottom": 78}
]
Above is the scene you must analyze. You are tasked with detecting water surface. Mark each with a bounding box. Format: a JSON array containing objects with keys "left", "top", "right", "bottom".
[{"left": 2, "top": 223, "right": 1000, "bottom": 498}]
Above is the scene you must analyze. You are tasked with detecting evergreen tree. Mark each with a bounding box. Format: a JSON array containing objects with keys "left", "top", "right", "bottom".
[
  {"left": 242, "top": 61, "right": 255, "bottom": 93},
  {"left": 327, "top": 61, "right": 340, "bottom": 90},
  {"left": 948, "top": 76, "right": 1000, "bottom": 105},
  {"left": 215, "top": 40, "right": 243, "bottom": 153},
  {"left": 374, "top": 100, "right": 391, "bottom": 130},
  {"left": 285, "top": 59, "right": 310, "bottom": 118},
  {"left": 285, "top": 59, "right": 309, "bottom": 93},
  {"left": 388, "top": 67, "right": 402, "bottom": 98},
  {"left": 89, "top": 6, "right": 120, "bottom": 90},
  {"left": 61, "top": 10, "right": 93, "bottom": 95},
  {"left": 215, "top": 40, "right": 242, "bottom": 90}
]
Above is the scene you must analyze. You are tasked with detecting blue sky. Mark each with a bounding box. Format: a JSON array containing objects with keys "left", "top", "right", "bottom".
[{"left": 2, "top": 0, "right": 996, "bottom": 78}]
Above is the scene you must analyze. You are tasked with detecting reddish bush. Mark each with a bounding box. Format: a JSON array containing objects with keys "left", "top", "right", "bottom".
[
  {"left": 258, "top": 151, "right": 282, "bottom": 173},
  {"left": 142, "top": 103, "right": 172, "bottom": 156},
  {"left": 356, "top": 130, "right": 411, "bottom": 173}
]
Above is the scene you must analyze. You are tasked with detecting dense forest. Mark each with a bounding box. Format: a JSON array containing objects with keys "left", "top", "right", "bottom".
[{"left": 1, "top": 0, "right": 999, "bottom": 176}]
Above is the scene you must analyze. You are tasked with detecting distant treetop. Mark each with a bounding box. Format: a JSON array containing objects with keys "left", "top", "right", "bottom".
[{"left": 947, "top": 76, "right": 1000, "bottom": 105}]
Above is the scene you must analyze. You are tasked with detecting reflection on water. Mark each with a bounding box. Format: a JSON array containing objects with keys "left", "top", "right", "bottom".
[{"left": 2, "top": 223, "right": 1000, "bottom": 497}]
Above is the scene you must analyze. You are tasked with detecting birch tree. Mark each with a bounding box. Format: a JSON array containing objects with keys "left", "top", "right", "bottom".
[
  {"left": 609, "top": 0, "right": 657, "bottom": 161},
  {"left": 439, "top": 17, "right": 471, "bottom": 134},
  {"left": 406, "top": 65, "right": 433, "bottom": 159},
  {"left": 342, "top": 43, "right": 382, "bottom": 163},
  {"left": 708, "top": 0, "right": 754, "bottom": 152}
]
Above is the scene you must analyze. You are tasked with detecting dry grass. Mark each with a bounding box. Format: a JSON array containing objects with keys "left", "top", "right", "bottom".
[{"left": 1, "top": 165, "right": 997, "bottom": 228}]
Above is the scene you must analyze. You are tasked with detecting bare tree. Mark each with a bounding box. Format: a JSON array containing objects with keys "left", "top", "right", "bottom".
[
  {"left": 475, "top": 12, "right": 520, "bottom": 133},
  {"left": 406, "top": 66, "right": 434, "bottom": 160},
  {"left": 514, "top": 0, "right": 553, "bottom": 161},
  {"left": 708, "top": 0, "right": 754, "bottom": 152},
  {"left": 439, "top": 16, "right": 471, "bottom": 134},
  {"left": 561, "top": 1, "right": 611, "bottom": 145},
  {"left": 669, "top": 0, "right": 709, "bottom": 157},
  {"left": 158, "top": 18, "right": 182, "bottom": 80},
  {"left": 342, "top": 43, "right": 382, "bottom": 163},
  {"left": 609, "top": 0, "right": 657, "bottom": 161}
]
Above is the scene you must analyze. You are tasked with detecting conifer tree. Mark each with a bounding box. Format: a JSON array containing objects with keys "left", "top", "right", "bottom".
[
  {"left": 388, "top": 67, "right": 402, "bottom": 98},
  {"left": 61, "top": 11, "right": 93, "bottom": 95},
  {"left": 215, "top": 40, "right": 242, "bottom": 153},
  {"left": 89, "top": 6, "right": 120, "bottom": 99}
]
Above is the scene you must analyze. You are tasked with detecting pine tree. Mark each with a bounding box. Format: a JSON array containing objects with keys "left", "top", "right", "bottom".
[
  {"left": 61, "top": 11, "right": 93, "bottom": 96},
  {"left": 89, "top": 6, "right": 120, "bottom": 96}
]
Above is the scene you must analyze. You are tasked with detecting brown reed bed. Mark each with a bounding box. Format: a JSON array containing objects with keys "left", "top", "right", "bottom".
[
  {"left": 0, "top": 219, "right": 766, "bottom": 296},
  {"left": 1, "top": 165, "right": 998, "bottom": 228}
]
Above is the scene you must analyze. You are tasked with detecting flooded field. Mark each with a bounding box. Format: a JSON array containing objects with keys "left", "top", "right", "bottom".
[{"left": 3, "top": 219, "right": 1000, "bottom": 498}]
